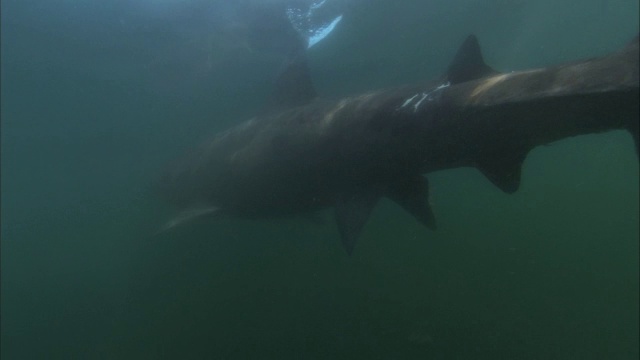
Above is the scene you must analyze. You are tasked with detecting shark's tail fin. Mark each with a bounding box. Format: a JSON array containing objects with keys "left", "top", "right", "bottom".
[
  {"left": 623, "top": 34, "right": 639, "bottom": 156},
  {"left": 629, "top": 116, "right": 639, "bottom": 156}
]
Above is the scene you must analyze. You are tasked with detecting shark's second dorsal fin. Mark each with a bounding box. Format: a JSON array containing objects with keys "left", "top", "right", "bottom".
[
  {"left": 386, "top": 175, "right": 437, "bottom": 231},
  {"left": 446, "top": 35, "right": 498, "bottom": 84},
  {"left": 264, "top": 51, "right": 317, "bottom": 114},
  {"left": 334, "top": 191, "right": 380, "bottom": 256},
  {"left": 474, "top": 148, "right": 529, "bottom": 194}
]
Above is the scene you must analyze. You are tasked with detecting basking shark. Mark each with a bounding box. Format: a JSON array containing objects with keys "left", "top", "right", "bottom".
[{"left": 159, "top": 34, "right": 639, "bottom": 255}]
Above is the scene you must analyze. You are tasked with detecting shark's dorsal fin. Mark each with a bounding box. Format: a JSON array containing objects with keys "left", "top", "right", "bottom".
[
  {"left": 264, "top": 51, "right": 317, "bottom": 114},
  {"left": 446, "top": 35, "right": 498, "bottom": 84}
]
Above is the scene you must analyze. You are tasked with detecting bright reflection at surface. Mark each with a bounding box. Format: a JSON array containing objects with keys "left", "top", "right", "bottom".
[
  {"left": 287, "top": 0, "right": 343, "bottom": 48},
  {"left": 308, "top": 14, "right": 343, "bottom": 48}
]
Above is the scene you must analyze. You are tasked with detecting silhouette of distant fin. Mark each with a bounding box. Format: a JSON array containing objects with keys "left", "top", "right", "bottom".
[
  {"left": 156, "top": 206, "right": 221, "bottom": 235},
  {"left": 264, "top": 50, "right": 317, "bottom": 114}
]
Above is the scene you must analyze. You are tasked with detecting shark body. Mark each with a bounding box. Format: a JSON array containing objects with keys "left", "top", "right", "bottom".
[{"left": 160, "top": 35, "right": 639, "bottom": 254}]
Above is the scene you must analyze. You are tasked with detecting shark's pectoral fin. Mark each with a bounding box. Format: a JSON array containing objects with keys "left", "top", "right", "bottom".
[
  {"left": 334, "top": 192, "right": 380, "bottom": 255},
  {"left": 156, "top": 206, "right": 221, "bottom": 235},
  {"left": 475, "top": 151, "right": 528, "bottom": 194},
  {"left": 386, "top": 175, "right": 437, "bottom": 230}
]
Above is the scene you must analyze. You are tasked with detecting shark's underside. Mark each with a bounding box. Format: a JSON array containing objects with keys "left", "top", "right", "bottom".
[{"left": 159, "top": 34, "right": 639, "bottom": 255}]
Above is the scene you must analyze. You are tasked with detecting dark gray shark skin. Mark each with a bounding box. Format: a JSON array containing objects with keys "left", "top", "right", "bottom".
[{"left": 160, "top": 34, "right": 639, "bottom": 255}]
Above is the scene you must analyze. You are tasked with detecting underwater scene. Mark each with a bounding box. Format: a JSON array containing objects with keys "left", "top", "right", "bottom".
[{"left": 1, "top": 0, "right": 639, "bottom": 359}]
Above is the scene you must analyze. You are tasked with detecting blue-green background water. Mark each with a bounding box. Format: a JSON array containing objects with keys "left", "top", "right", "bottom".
[{"left": 1, "top": 0, "right": 638, "bottom": 359}]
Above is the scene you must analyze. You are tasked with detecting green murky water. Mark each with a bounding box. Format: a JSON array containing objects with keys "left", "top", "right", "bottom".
[{"left": 2, "top": 0, "right": 638, "bottom": 358}]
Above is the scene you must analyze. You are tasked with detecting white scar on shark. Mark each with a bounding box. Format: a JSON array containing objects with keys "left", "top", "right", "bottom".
[
  {"left": 399, "top": 94, "right": 419, "bottom": 108},
  {"left": 398, "top": 82, "right": 451, "bottom": 112},
  {"left": 413, "top": 93, "right": 430, "bottom": 111}
]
